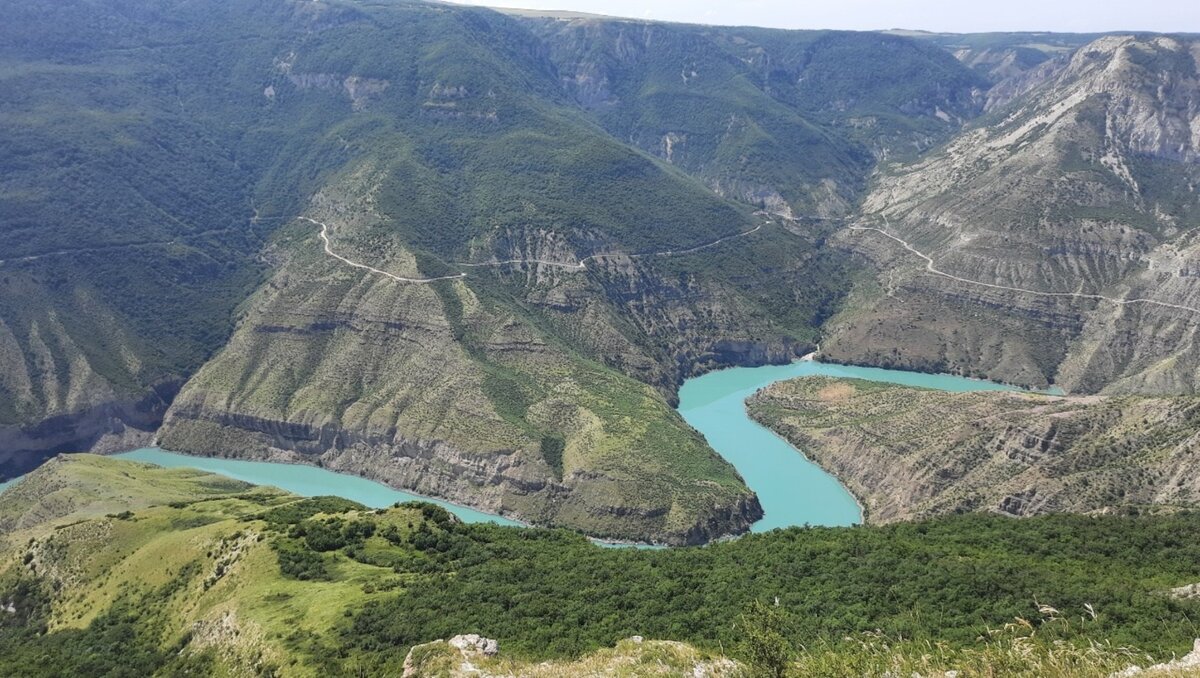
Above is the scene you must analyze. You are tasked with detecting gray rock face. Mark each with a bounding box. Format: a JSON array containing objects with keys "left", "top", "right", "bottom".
[
  {"left": 0, "top": 379, "right": 179, "bottom": 478},
  {"left": 1112, "top": 638, "right": 1200, "bottom": 676},
  {"left": 748, "top": 377, "right": 1200, "bottom": 524},
  {"left": 448, "top": 634, "right": 499, "bottom": 657},
  {"left": 827, "top": 35, "right": 1200, "bottom": 395}
]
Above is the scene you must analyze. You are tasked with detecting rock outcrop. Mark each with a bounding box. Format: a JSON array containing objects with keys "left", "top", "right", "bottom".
[
  {"left": 827, "top": 35, "right": 1200, "bottom": 395},
  {"left": 0, "top": 379, "right": 179, "bottom": 479},
  {"left": 747, "top": 376, "right": 1200, "bottom": 523},
  {"left": 1113, "top": 639, "right": 1200, "bottom": 677},
  {"left": 401, "top": 635, "right": 741, "bottom": 677}
]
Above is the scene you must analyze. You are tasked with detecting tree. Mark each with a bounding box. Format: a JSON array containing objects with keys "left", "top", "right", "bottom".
[{"left": 737, "top": 599, "right": 793, "bottom": 677}]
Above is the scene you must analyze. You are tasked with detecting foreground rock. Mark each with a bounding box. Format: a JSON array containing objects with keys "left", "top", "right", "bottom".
[
  {"left": 1112, "top": 639, "right": 1200, "bottom": 676},
  {"left": 402, "top": 635, "right": 740, "bottom": 677}
]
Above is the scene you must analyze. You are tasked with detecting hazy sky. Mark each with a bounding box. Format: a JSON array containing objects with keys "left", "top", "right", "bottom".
[{"left": 443, "top": 0, "right": 1199, "bottom": 34}]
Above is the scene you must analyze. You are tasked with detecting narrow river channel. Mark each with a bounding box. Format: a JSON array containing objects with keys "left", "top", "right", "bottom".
[{"left": 2, "top": 362, "right": 1034, "bottom": 541}]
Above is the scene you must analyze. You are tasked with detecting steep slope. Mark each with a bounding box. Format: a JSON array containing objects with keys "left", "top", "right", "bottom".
[
  {"left": 748, "top": 377, "right": 1200, "bottom": 522},
  {"left": 0, "top": 0, "right": 267, "bottom": 472},
  {"left": 0, "top": 0, "right": 398, "bottom": 475},
  {"left": 137, "top": 1, "right": 776, "bottom": 544},
  {"left": 158, "top": 176, "right": 762, "bottom": 544},
  {"left": 825, "top": 35, "right": 1200, "bottom": 393},
  {"left": 894, "top": 31, "right": 1104, "bottom": 83},
  {"left": 523, "top": 17, "right": 988, "bottom": 217}
]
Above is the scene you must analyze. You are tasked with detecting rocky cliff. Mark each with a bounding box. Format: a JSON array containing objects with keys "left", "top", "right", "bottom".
[
  {"left": 825, "top": 35, "right": 1200, "bottom": 394},
  {"left": 748, "top": 376, "right": 1200, "bottom": 522}
]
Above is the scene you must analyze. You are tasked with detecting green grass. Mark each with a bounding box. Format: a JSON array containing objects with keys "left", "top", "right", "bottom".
[{"left": 4, "top": 456, "right": 1200, "bottom": 675}]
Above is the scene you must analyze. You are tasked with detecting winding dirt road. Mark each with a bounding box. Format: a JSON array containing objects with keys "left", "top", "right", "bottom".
[
  {"left": 306, "top": 215, "right": 767, "bottom": 283},
  {"left": 849, "top": 224, "right": 1200, "bottom": 316},
  {"left": 301, "top": 216, "right": 467, "bottom": 283},
  {"left": 453, "top": 221, "right": 766, "bottom": 270}
]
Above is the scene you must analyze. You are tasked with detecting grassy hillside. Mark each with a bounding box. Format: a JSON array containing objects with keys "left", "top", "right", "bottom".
[{"left": 3, "top": 456, "right": 1200, "bottom": 676}]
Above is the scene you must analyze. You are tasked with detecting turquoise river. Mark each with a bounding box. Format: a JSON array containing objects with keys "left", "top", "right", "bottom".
[{"left": 1, "top": 361, "right": 1030, "bottom": 538}]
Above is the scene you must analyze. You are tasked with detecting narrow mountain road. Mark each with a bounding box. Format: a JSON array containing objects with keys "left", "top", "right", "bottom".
[
  {"left": 627, "top": 221, "right": 765, "bottom": 259},
  {"left": 455, "top": 221, "right": 766, "bottom": 270},
  {"left": 301, "top": 216, "right": 467, "bottom": 283},
  {"left": 0, "top": 240, "right": 170, "bottom": 265},
  {"left": 305, "top": 215, "right": 767, "bottom": 283},
  {"left": 455, "top": 258, "right": 585, "bottom": 270},
  {"left": 849, "top": 224, "right": 1200, "bottom": 316},
  {"left": 0, "top": 224, "right": 255, "bottom": 267}
]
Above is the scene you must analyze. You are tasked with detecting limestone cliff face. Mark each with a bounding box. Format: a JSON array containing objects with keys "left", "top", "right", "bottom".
[
  {"left": 748, "top": 377, "right": 1200, "bottom": 523},
  {"left": 558, "top": 252, "right": 813, "bottom": 396},
  {"left": 953, "top": 45, "right": 1055, "bottom": 84},
  {"left": 158, "top": 185, "right": 761, "bottom": 545},
  {"left": 0, "top": 284, "right": 183, "bottom": 478},
  {"left": 0, "top": 381, "right": 176, "bottom": 479},
  {"left": 826, "top": 35, "right": 1200, "bottom": 394},
  {"left": 458, "top": 214, "right": 822, "bottom": 404}
]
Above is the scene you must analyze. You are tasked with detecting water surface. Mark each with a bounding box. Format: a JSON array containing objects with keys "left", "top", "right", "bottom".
[
  {"left": 0, "top": 362, "right": 1041, "bottom": 537},
  {"left": 676, "top": 361, "right": 1027, "bottom": 531},
  {"left": 112, "top": 448, "right": 523, "bottom": 527}
]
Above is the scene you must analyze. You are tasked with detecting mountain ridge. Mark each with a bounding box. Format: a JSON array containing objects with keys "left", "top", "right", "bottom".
[
  {"left": 5, "top": 1, "right": 1200, "bottom": 544},
  {"left": 824, "top": 33, "right": 1200, "bottom": 394}
]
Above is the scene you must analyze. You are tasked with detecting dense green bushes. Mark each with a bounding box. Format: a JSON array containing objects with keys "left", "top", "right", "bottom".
[
  {"left": 256, "top": 499, "right": 1200, "bottom": 667},
  {"left": 272, "top": 538, "right": 331, "bottom": 581},
  {"left": 342, "top": 510, "right": 1200, "bottom": 665},
  {"left": 6, "top": 500, "right": 1200, "bottom": 674},
  {"left": 258, "top": 496, "right": 368, "bottom": 527}
]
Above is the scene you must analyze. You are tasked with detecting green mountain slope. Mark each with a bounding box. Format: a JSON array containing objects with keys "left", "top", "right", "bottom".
[
  {"left": 2, "top": 0, "right": 988, "bottom": 542},
  {"left": 141, "top": 1, "right": 780, "bottom": 543},
  {"left": 0, "top": 0, "right": 392, "bottom": 472},
  {"left": 3, "top": 455, "right": 1200, "bottom": 676},
  {"left": 524, "top": 17, "right": 988, "bottom": 217}
]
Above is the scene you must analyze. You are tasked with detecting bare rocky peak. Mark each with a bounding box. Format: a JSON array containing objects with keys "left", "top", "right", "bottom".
[
  {"left": 866, "top": 35, "right": 1200, "bottom": 218},
  {"left": 994, "top": 35, "right": 1200, "bottom": 162},
  {"left": 983, "top": 55, "right": 1070, "bottom": 111},
  {"left": 830, "top": 35, "right": 1200, "bottom": 395}
]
